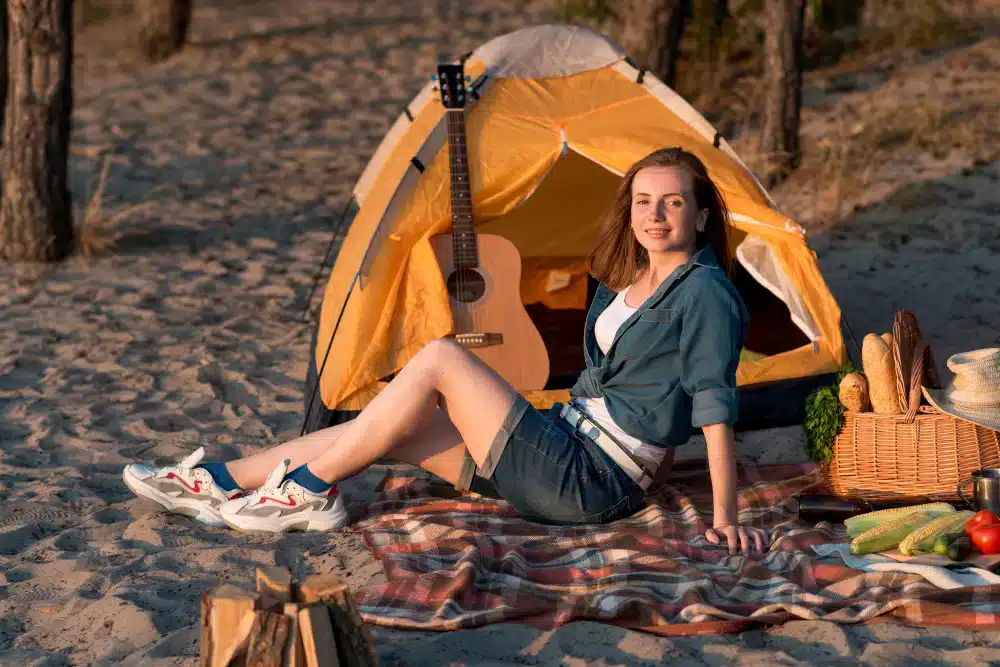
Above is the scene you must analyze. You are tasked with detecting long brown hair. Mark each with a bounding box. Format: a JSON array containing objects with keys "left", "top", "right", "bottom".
[{"left": 589, "top": 147, "right": 733, "bottom": 291}]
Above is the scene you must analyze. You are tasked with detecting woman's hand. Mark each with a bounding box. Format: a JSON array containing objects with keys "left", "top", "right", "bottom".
[{"left": 705, "top": 522, "right": 771, "bottom": 556}]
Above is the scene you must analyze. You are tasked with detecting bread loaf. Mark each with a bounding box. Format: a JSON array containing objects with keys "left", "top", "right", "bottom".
[
  {"left": 839, "top": 372, "right": 870, "bottom": 412},
  {"left": 863, "top": 333, "right": 901, "bottom": 414}
]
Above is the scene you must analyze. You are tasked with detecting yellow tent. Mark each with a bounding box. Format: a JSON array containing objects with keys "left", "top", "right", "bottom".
[{"left": 307, "top": 24, "right": 846, "bottom": 426}]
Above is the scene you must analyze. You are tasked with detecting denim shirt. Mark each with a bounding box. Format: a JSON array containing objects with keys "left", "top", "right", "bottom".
[{"left": 569, "top": 244, "right": 748, "bottom": 449}]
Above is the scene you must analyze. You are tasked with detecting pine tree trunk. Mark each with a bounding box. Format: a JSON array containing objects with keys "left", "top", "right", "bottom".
[
  {"left": 611, "top": 0, "right": 688, "bottom": 87},
  {"left": 136, "top": 0, "right": 192, "bottom": 63},
  {"left": 0, "top": 1, "right": 8, "bottom": 138},
  {"left": 813, "top": 0, "right": 864, "bottom": 33},
  {"left": 759, "top": 0, "right": 806, "bottom": 187},
  {"left": 0, "top": 0, "right": 74, "bottom": 262}
]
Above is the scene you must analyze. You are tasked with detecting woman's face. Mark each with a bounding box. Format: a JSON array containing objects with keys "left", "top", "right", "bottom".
[{"left": 629, "top": 166, "right": 707, "bottom": 257}]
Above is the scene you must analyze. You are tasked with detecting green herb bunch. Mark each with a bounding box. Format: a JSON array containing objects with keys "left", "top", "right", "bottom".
[{"left": 803, "top": 362, "right": 860, "bottom": 464}]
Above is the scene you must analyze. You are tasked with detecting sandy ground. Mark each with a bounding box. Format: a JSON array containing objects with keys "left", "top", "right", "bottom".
[{"left": 1, "top": 1, "right": 1000, "bottom": 665}]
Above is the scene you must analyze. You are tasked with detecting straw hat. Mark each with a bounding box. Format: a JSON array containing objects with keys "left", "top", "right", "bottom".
[{"left": 922, "top": 348, "right": 1000, "bottom": 432}]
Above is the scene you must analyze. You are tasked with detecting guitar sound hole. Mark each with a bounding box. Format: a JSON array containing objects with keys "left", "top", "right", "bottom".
[{"left": 446, "top": 268, "right": 486, "bottom": 303}]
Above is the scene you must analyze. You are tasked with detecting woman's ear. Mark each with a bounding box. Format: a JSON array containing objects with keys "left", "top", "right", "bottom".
[{"left": 696, "top": 210, "right": 708, "bottom": 232}]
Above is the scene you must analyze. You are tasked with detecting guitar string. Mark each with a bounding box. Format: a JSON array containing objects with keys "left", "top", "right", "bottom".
[
  {"left": 448, "top": 107, "right": 467, "bottom": 338},
  {"left": 458, "top": 105, "right": 484, "bottom": 338},
  {"left": 449, "top": 101, "right": 476, "bottom": 339},
  {"left": 447, "top": 98, "right": 467, "bottom": 339}
]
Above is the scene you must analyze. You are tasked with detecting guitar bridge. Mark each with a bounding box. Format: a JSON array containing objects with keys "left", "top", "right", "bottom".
[{"left": 452, "top": 333, "right": 504, "bottom": 348}]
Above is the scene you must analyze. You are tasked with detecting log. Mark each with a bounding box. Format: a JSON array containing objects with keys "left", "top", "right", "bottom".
[
  {"left": 215, "top": 610, "right": 257, "bottom": 667},
  {"left": 256, "top": 566, "right": 294, "bottom": 612},
  {"left": 201, "top": 574, "right": 375, "bottom": 667},
  {"left": 283, "top": 602, "right": 308, "bottom": 667},
  {"left": 245, "top": 611, "right": 292, "bottom": 667},
  {"left": 298, "top": 605, "right": 341, "bottom": 667},
  {"left": 201, "top": 584, "right": 261, "bottom": 667},
  {"left": 298, "top": 574, "right": 377, "bottom": 667}
]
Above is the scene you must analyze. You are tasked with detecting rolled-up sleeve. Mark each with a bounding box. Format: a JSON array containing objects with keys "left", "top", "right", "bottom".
[{"left": 679, "top": 277, "right": 746, "bottom": 428}]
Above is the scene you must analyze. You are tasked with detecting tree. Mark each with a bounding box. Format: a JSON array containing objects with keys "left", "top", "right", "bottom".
[
  {"left": 607, "top": 0, "right": 690, "bottom": 87},
  {"left": 136, "top": 0, "right": 192, "bottom": 63},
  {"left": 0, "top": 0, "right": 74, "bottom": 262},
  {"left": 811, "top": 0, "right": 864, "bottom": 34},
  {"left": 0, "top": 1, "right": 8, "bottom": 135},
  {"left": 759, "top": 0, "right": 806, "bottom": 187}
]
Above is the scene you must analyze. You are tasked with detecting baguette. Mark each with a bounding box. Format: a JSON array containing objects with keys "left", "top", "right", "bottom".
[{"left": 862, "top": 333, "right": 901, "bottom": 414}]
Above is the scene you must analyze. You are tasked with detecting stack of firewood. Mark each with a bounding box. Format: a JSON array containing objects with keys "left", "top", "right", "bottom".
[{"left": 200, "top": 566, "right": 378, "bottom": 667}]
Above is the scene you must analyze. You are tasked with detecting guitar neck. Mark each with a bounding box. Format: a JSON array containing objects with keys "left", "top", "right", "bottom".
[{"left": 445, "top": 108, "right": 478, "bottom": 269}]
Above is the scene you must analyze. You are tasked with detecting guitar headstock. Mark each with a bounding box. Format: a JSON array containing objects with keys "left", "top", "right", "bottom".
[{"left": 432, "top": 63, "right": 472, "bottom": 110}]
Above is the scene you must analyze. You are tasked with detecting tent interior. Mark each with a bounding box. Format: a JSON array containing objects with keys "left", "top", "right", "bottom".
[{"left": 480, "top": 148, "right": 813, "bottom": 392}]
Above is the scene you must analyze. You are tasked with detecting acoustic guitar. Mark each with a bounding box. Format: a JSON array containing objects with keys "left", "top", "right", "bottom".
[{"left": 430, "top": 62, "right": 550, "bottom": 391}]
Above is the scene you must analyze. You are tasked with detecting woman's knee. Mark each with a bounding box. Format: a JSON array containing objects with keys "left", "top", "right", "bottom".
[{"left": 416, "top": 337, "right": 466, "bottom": 369}]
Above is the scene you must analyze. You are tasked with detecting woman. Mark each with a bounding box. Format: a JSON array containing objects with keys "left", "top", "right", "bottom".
[{"left": 123, "top": 147, "right": 769, "bottom": 555}]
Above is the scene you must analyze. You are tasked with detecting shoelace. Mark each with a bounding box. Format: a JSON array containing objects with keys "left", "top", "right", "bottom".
[{"left": 244, "top": 458, "right": 292, "bottom": 505}]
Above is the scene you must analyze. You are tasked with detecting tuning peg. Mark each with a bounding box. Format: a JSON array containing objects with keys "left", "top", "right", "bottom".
[
  {"left": 430, "top": 75, "right": 438, "bottom": 81},
  {"left": 465, "top": 76, "right": 471, "bottom": 82}
]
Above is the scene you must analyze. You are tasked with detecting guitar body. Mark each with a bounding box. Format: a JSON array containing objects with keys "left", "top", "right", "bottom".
[{"left": 431, "top": 233, "right": 550, "bottom": 391}]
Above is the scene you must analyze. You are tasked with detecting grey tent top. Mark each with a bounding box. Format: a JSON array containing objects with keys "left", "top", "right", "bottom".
[{"left": 471, "top": 24, "right": 624, "bottom": 79}]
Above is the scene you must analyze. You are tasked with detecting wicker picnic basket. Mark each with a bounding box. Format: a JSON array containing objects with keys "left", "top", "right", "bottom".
[{"left": 824, "top": 311, "right": 1000, "bottom": 502}]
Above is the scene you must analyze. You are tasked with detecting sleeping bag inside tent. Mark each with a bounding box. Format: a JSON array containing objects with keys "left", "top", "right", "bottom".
[{"left": 304, "top": 24, "right": 847, "bottom": 435}]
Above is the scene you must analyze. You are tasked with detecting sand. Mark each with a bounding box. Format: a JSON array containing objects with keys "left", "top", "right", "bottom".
[{"left": 1, "top": 0, "right": 1000, "bottom": 664}]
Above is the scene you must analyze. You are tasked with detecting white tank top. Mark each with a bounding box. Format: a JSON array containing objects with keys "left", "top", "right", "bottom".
[{"left": 573, "top": 286, "right": 666, "bottom": 465}]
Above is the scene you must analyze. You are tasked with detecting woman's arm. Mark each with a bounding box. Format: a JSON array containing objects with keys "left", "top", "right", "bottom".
[
  {"left": 704, "top": 423, "right": 738, "bottom": 526},
  {"left": 703, "top": 423, "right": 768, "bottom": 555}
]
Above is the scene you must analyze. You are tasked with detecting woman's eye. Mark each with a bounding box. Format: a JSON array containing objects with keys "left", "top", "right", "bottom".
[{"left": 668, "top": 200, "right": 683, "bottom": 207}]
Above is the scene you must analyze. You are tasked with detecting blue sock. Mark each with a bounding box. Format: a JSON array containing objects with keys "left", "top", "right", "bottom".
[
  {"left": 196, "top": 462, "right": 242, "bottom": 492},
  {"left": 284, "top": 464, "right": 333, "bottom": 494}
]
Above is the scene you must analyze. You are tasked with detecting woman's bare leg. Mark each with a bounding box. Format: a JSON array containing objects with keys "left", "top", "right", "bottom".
[
  {"left": 226, "top": 338, "right": 519, "bottom": 487},
  {"left": 306, "top": 338, "right": 519, "bottom": 483},
  {"left": 225, "top": 407, "right": 469, "bottom": 489},
  {"left": 225, "top": 422, "right": 352, "bottom": 489}
]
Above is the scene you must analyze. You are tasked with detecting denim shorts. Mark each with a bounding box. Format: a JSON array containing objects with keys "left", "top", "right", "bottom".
[{"left": 457, "top": 395, "right": 645, "bottom": 525}]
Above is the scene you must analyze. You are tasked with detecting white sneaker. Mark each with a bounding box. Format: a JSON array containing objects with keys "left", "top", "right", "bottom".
[
  {"left": 219, "top": 459, "right": 347, "bottom": 533},
  {"left": 122, "top": 447, "right": 244, "bottom": 527}
]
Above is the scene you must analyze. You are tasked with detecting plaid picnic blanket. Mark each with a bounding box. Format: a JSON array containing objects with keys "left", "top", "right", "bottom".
[{"left": 348, "top": 459, "right": 1000, "bottom": 634}]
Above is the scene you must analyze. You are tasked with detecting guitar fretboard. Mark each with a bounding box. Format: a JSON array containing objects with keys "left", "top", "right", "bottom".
[{"left": 445, "top": 109, "right": 478, "bottom": 269}]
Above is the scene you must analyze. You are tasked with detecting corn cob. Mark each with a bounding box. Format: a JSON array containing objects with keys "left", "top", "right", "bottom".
[
  {"left": 898, "top": 510, "right": 975, "bottom": 556},
  {"left": 850, "top": 511, "right": 938, "bottom": 555},
  {"left": 844, "top": 502, "right": 954, "bottom": 539}
]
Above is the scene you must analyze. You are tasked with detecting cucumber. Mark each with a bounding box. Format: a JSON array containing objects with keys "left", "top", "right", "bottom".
[
  {"left": 948, "top": 535, "right": 973, "bottom": 562},
  {"left": 934, "top": 531, "right": 964, "bottom": 555}
]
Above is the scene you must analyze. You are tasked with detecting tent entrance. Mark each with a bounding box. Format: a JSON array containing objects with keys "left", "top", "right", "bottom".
[{"left": 477, "top": 149, "right": 812, "bottom": 390}]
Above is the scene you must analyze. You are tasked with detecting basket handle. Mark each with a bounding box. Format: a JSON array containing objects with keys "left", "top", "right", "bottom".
[{"left": 902, "top": 341, "right": 928, "bottom": 424}]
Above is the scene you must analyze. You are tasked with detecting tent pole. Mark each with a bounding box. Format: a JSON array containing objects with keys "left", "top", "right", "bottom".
[
  {"left": 841, "top": 314, "right": 863, "bottom": 369},
  {"left": 301, "top": 196, "right": 356, "bottom": 322},
  {"left": 300, "top": 269, "right": 359, "bottom": 437}
]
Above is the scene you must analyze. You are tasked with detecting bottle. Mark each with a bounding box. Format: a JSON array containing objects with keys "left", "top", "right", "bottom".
[
  {"left": 796, "top": 494, "right": 920, "bottom": 523},
  {"left": 797, "top": 495, "right": 869, "bottom": 523}
]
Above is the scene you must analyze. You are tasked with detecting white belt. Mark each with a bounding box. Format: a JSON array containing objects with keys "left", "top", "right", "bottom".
[{"left": 559, "top": 402, "right": 653, "bottom": 491}]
